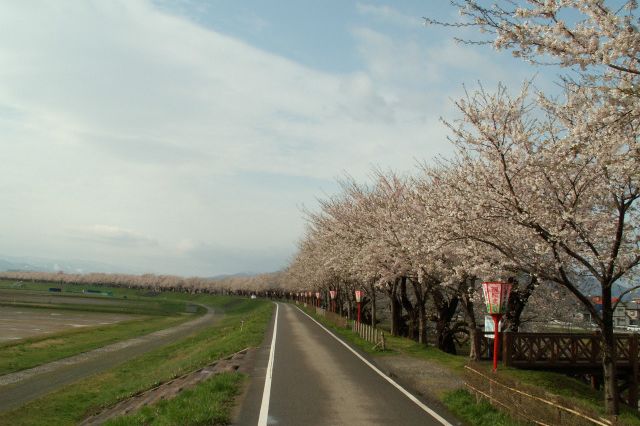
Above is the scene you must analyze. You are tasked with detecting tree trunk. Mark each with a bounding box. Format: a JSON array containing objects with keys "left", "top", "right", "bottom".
[
  {"left": 506, "top": 275, "right": 537, "bottom": 332},
  {"left": 601, "top": 286, "right": 619, "bottom": 415},
  {"left": 409, "top": 278, "right": 428, "bottom": 345},
  {"left": 432, "top": 287, "right": 460, "bottom": 354},
  {"left": 417, "top": 301, "right": 427, "bottom": 345},
  {"left": 461, "top": 279, "right": 479, "bottom": 360},
  {"left": 370, "top": 287, "right": 377, "bottom": 327},
  {"left": 400, "top": 277, "right": 417, "bottom": 339},
  {"left": 368, "top": 282, "right": 377, "bottom": 327},
  {"left": 390, "top": 280, "right": 402, "bottom": 336}
]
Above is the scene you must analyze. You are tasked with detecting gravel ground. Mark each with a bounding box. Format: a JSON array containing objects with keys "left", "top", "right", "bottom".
[{"left": 375, "top": 355, "right": 464, "bottom": 401}]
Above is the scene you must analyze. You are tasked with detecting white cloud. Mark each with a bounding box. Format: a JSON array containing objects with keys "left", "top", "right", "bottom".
[
  {"left": 356, "top": 3, "right": 422, "bottom": 28},
  {"left": 71, "top": 225, "right": 158, "bottom": 247},
  {"left": 0, "top": 0, "right": 535, "bottom": 276}
]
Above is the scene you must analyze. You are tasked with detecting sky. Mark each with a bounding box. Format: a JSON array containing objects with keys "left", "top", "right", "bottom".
[{"left": 0, "top": 1, "right": 554, "bottom": 276}]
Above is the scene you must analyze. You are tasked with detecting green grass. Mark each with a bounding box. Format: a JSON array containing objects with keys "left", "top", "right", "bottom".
[
  {"left": 104, "top": 373, "right": 243, "bottom": 426},
  {"left": 0, "top": 292, "right": 192, "bottom": 316},
  {"left": 0, "top": 298, "right": 273, "bottom": 426},
  {"left": 497, "top": 367, "right": 640, "bottom": 426},
  {"left": 443, "top": 389, "right": 523, "bottom": 426},
  {"left": 0, "top": 280, "right": 149, "bottom": 299},
  {"left": 0, "top": 314, "right": 192, "bottom": 375}
]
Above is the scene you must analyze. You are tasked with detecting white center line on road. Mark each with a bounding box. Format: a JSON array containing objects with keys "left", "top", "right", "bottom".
[
  {"left": 258, "top": 302, "right": 279, "bottom": 426},
  {"left": 296, "top": 306, "right": 454, "bottom": 426}
]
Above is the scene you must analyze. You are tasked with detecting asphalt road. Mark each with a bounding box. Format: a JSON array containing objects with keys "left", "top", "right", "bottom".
[
  {"left": 235, "top": 302, "right": 458, "bottom": 426},
  {"left": 0, "top": 305, "right": 219, "bottom": 413}
]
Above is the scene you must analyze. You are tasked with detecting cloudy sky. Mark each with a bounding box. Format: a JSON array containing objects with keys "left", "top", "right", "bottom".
[{"left": 0, "top": 1, "right": 547, "bottom": 276}]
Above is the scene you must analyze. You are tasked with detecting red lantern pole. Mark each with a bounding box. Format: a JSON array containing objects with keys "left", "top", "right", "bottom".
[
  {"left": 491, "top": 313, "right": 502, "bottom": 372},
  {"left": 355, "top": 290, "right": 363, "bottom": 324},
  {"left": 329, "top": 290, "right": 336, "bottom": 313},
  {"left": 481, "top": 281, "right": 512, "bottom": 372}
]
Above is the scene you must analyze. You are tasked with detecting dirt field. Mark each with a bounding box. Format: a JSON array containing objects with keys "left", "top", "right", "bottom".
[
  {"left": 0, "top": 306, "right": 139, "bottom": 342},
  {"left": 0, "top": 289, "right": 140, "bottom": 307}
]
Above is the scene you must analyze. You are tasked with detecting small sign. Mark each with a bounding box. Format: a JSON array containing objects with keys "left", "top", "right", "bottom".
[{"left": 484, "top": 315, "right": 504, "bottom": 338}]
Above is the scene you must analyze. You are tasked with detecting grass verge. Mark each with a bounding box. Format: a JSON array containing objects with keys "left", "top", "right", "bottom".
[
  {"left": 442, "top": 389, "right": 522, "bottom": 426},
  {"left": 0, "top": 297, "right": 273, "bottom": 426},
  {"left": 104, "top": 373, "right": 243, "bottom": 426}
]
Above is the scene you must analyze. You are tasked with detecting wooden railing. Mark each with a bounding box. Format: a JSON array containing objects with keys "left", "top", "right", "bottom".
[
  {"left": 474, "top": 332, "right": 640, "bottom": 368},
  {"left": 352, "top": 321, "right": 386, "bottom": 350},
  {"left": 474, "top": 331, "right": 640, "bottom": 408}
]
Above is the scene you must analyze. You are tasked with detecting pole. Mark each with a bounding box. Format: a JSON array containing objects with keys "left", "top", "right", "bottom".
[
  {"left": 492, "top": 314, "right": 502, "bottom": 372},
  {"left": 357, "top": 302, "right": 361, "bottom": 324}
]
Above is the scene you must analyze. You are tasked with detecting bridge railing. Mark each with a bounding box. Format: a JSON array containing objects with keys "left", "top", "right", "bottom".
[{"left": 474, "top": 331, "right": 639, "bottom": 368}]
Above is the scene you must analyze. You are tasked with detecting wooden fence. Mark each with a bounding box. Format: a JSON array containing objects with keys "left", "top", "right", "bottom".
[
  {"left": 464, "top": 364, "right": 615, "bottom": 426},
  {"left": 473, "top": 331, "right": 640, "bottom": 408},
  {"left": 352, "top": 320, "right": 386, "bottom": 350}
]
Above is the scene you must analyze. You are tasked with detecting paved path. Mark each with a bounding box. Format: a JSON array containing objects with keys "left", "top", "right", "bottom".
[
  {"left": 234, "top": 303, "right": 459, "bottom": 426},
  {"left": 0, "top": 306, "right": 219, "bottom": 412}
]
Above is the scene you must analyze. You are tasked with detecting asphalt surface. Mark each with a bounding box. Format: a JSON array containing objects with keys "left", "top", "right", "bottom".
[
  {"left": 0, "top": 305, "right": 219, "bottom": 413},
  {"left": 234, "top": 303, "right": 457, "bottom": 426}
]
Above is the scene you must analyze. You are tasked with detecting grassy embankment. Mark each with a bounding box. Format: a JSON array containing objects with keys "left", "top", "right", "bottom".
[
  {"left": 299, "top": 304, "right": 640, "bottom": 426},
  {"left": 104, "top": 373, "right": 243, "bottom": 426},
  {"left": 0, "top": 281, "right": 204, "bottom": 375},
  {"left": 0, "top": 296, "right": 273, "bottom": 426}
]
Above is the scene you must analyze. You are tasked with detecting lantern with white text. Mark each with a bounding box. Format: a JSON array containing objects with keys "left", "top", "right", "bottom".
[{"left": 481, "top": 281, "right": 513, "bottom": 371}]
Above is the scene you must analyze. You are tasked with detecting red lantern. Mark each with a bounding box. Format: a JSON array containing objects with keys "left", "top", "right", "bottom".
[
  {"left": 329, "top": 290, "right": 337, "bottom": 312},
  {"left": 481, "top": 281, "right": 513, "bottom": 371},
  {"left": 329, "top": 290, "right": 336, "bottom": 300},
  {"left": 355, "top": 290, "right": 363, "bottom": 324}
]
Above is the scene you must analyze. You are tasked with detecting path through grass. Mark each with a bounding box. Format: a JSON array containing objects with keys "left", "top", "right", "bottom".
[{"left": 0, "top": 297, "right": 273, "bottom": 426}]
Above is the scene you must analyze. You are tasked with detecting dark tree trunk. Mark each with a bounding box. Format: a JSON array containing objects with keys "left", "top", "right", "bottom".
[
  {"left": 505, "top": 275, "right": 537, "bottom": 332},
  {"left": 385, "top": 278, "right": 402, "bottom": 336},
  {"left": 601, "top": 285, "right": 619, "bottom": 415},
  {"left": 399, "top": 277, "right": 418, "bottom": 340},
  {"left": 460, "top": 277, "right": 479, "bottom": 360},
  {"left": 408, "top": 277, "right": 428, "bottom": 344},
  {"left": 432, "top": 287, "right": 460, "bottom": 354},
  {"left": 371, "top": 290, "right": 377, "bottom": 327}
]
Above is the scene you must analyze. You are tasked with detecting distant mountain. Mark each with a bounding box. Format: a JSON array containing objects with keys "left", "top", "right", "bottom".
[
  {"left": 0, "top": 258, "right": 46, "bottom": 272},
  {"left": 0, "top": 255, "right": 136, "bottom": 274},
  {"left": 209, "top": 272, "right": 256, "bottom": 280}
]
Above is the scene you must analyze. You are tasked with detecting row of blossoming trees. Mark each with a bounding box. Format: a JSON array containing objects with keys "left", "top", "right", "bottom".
[
  {"left": 0, "top": 270, "right": 284, "bottom": 295},
  {"left": 283, "top": 1, "right": 640, "bottom": 414}
]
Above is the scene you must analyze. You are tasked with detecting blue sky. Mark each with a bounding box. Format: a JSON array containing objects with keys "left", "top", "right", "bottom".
[{"left": 0, "top": 1, "right": 553, "bottom": 276}]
